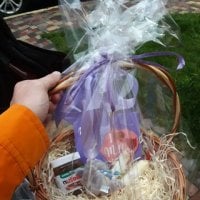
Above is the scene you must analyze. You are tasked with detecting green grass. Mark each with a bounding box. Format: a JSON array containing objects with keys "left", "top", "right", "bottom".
[
  {"left": 42, "top": 13, "right": 200, "bottom": 146},
  {"left": 136, "top": 13, "right": 200, "bottom": 146}
]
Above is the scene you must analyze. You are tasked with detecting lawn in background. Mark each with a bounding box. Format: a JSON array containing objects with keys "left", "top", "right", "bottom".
[{"left": 42, "top": 13, "right": 200, "bottom": 147}]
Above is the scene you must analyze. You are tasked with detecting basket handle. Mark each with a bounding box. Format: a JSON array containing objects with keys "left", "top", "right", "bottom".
[
  {"left": 49, "top": 61, "right": 180, "bottom": 141},
  {"left": 49, "top": 71, "right": 79, "bottom": 95},
  {"left": 138, "top": 62, "right": 180, "bottom": 139},
  {"left": 121, "top": 61, "right": 180, "bottom": 140}
]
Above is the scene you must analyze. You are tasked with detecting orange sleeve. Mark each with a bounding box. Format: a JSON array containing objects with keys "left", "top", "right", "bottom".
[{"left": 0, "top": 104, "right": 50, "bottom": 199}]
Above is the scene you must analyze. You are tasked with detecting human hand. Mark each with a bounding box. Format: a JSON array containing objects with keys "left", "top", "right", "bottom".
[{"left": 10, "top": 71, "right": 62, "bottom": 122}]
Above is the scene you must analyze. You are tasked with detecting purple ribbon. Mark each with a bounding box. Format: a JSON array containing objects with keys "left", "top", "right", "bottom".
[
  {"left": 57, "top": 51, "right": 185, "bottom": 109},
  {"left": 55, "top": 51, "right": 185, "bottom": 162},
  {"left": 131, "top": 51, "right": 185, "bottom": 70}
]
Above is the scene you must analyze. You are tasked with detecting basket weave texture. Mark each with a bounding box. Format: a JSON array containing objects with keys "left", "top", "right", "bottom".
[{"left": 29, "top": 61, "right": 186, "bottom": 200}]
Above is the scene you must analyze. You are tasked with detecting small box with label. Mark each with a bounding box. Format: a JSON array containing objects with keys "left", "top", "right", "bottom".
[{"left": 50, "top": 152, "right": 84, "bottom": 194}]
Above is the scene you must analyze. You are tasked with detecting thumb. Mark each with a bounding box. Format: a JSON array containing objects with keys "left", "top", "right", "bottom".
[{"left": 40, "top": 71, "right": 61, "bottom": 91}]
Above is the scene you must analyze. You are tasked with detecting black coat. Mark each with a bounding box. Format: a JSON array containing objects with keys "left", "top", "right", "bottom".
[{"left": 0, "top": 16, "right": 70, "bottom": 112}]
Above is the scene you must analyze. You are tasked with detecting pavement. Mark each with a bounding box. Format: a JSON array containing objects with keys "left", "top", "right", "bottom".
[{"left": 4, "top": 0, "right": 200, "bottom": 50}]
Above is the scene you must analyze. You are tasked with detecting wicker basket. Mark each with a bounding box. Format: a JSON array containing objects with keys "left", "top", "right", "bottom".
[{"left": 28, "top": 61, "right": 186, "bottom": 200}]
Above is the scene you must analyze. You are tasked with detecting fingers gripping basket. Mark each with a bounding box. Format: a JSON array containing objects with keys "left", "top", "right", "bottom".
[{"left": 29, "top": 61, "right": 186, "bottom": 200}]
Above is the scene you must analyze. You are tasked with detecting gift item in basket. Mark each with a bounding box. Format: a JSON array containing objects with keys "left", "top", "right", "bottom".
[
  {"left": 29, "top": 0, "right": 190, "bottom": 199},
  {"left": 50, "top": 152, "right": 84, "bottom": 194},
  {"left": 55, "top": 58, "right": 143, "bottom": 164}
]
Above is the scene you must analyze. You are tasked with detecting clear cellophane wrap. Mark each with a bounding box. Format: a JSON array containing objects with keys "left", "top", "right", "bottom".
[{"left": 28, "top": 0, "right": 199, "bottom": 199}]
